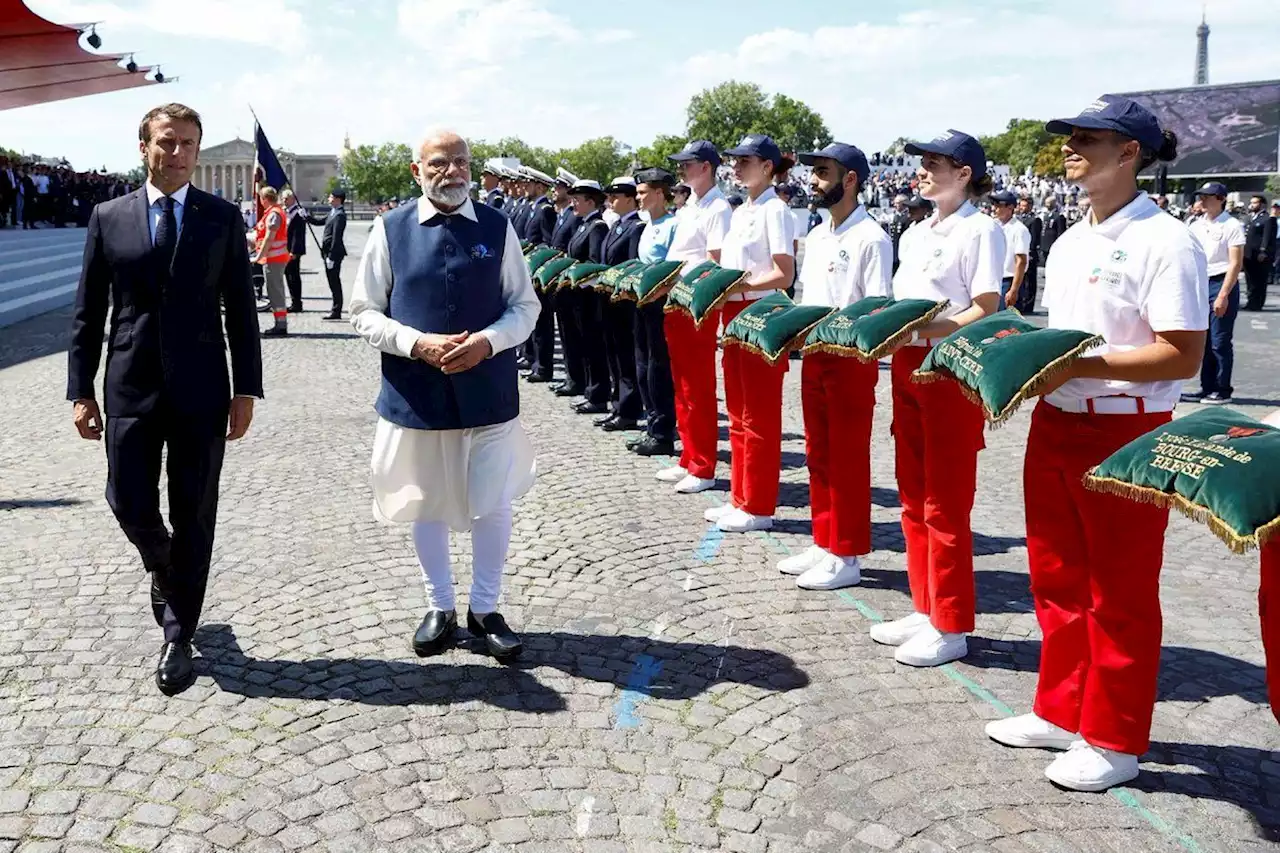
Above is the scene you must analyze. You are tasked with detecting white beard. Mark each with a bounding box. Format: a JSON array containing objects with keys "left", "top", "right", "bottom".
[{"left": 423, "top": 176, "right": 469, "bottom": 208}]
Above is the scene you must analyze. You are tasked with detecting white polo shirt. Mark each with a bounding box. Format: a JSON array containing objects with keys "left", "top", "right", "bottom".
[
  {"left": 798, "top": 205, "right": 892, "bottom": 308},
  {"left": 667, "top": 185, "right": 733, "bottom": 272},
  {"left": 1042, "top": 193, "right": 1208, "bottom": 411},
  {"left": 1188, "top": 211, "right": 1246, "bottom": 277},
  {"left": 892, "top": 200, "right": 1005, "bottom": 319},
  {"left": 719, "top": 185, "right": 794, "bottom": 302},
  {"left": 1001, "top": 216, "right": 1031, "bottom": 278}
]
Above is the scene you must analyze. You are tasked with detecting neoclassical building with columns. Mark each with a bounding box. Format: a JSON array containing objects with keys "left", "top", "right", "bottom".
[{"left": 192, "top": 138, "right": 340, "bottom": 204}]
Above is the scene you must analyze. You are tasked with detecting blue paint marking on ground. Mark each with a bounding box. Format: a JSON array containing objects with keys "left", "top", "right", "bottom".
[
  {"left": 613, "top": 653, "right": 664, "bottom": 729},
  {"left": 694, "top": 525, "right": 723, "bottom": 562}
]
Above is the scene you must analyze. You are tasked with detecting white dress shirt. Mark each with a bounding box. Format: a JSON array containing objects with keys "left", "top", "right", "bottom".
[
  {"left": 145, "top": 181, "right": 189, "bottom": 246},
  {"left": 349, "top": 195, "right": 541, "bottom": 530}
]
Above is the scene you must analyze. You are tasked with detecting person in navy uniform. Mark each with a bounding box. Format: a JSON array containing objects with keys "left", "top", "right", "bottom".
[
  {"left": 509, "top": 168, "right": 537, "bottom": 237},
  {"left": 480, "top": 161, "right": 506, "bottom": 211},
  {"left": 1243, "top": 194, "right": 1276, "bottom": 311},
  {"left": 316, "top": 190, "right": 348, "bottom": 321},
  {"left": 564, "top": 179, "right": 612, "bottom": 414},
  {"left": 596, "top": 176, "right": 646, "bottom": 432},
  {"left": 522, "top": 169, "right": 556, "bottom": 243},
  {"left": 67, "top": 103, "right": 263, "bottom": 695},
  {"left": 547, "top": 170, "right": 584, "bottom": 394},
  {"left": 519, "top": 167, "right": 559, "bottom": 383}
]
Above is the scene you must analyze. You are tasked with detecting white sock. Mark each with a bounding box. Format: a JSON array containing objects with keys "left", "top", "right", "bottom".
[
  {"left": 469, "top": 503, "right": 512, "bottom": 614},
  {"left": 412, "top": 520, "right": 454, "bottom": 611}
]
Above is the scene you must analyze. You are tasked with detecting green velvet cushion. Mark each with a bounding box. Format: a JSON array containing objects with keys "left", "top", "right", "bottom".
[
  {"left": 664, "top": 263, "right": 751, "bottom": 328},
  {"left": 535, "top": 257, "right": 577, "bottom": 293},
  {"left": 722, "top": 292, "right": 835, "bottom": 366},
  {"left": 629, "top": 261, "right": 685, "bottom": 306},
  {"left": 1084, "top": 407, "right": 1280, "bottom": 554},
  {"left": 599, "top": 259, "right": 646, "bottom": 293},
  {"left": 565, "top": 262, "right": 610, "bottom": 290},
  {"left": 803, "top": 297, "right": 948, "bottom": 361},
  {"left": 914, "top": 311, "right": 1102, "bottom": 425},
  {"left": 526, "top": 246, "right": 562, "bottom": 275}
]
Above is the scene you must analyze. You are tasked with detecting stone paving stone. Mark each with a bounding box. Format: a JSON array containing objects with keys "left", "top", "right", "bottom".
[{"left": 1, "top": 233, "right": 1278, "bottom": 853}]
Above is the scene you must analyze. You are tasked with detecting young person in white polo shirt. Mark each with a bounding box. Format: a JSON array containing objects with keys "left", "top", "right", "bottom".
[
  {"left": 1185, "top": 182, "right": 1246, "bottom": 405},
  {"left": 703, "top": 135, "right": 796, "bottom": 534},
  {"left": 991, "top": 190, "right": 1031, "bottom": 309},
  {"left": 871, "top": 130, "right": 1005, "bottom": 668},
  {"left": 778, "top": 143, "right": 892, "bottom": 590},
  {"left": 984, "top": 96, "right": 1208, "bottom": 792},
  {"left": 658, "top": 141, "right": 734, "bottom": 496}
]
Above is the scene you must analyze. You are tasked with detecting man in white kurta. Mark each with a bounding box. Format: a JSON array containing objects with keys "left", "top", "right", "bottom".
[{"left": 350, "top": 130, "right": 539, "bottom": 660}]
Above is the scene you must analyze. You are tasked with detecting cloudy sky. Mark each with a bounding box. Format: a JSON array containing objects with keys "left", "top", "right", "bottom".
[{"left": 7, "top": 0, "right": 1280, "bottom": 172}]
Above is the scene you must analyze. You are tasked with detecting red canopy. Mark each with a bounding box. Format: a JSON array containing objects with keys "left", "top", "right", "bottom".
[{"left": 0, "top": 0, "right": 161, "bottom": 111}]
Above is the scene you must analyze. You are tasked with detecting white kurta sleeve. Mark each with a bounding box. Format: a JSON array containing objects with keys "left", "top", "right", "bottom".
[
  {"left": 349, "top": 215, "right": 423, "bottom": 359},
  {"left": 478, "top": 221, "right": 541, "bottom": 355}
]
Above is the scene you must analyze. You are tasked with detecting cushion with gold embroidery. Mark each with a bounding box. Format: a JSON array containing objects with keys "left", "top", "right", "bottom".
[
  {"left": 534, "top": 257, "right": 577, "bottom": 293},
  {"left": 526, "top": 245, "right": 562, "bottom": 276},
  {"left": 664, "top": 262, "right": 751, "bottom": 328},
  {"left": 722, "top": 291, "right": 835, "bottom": 366},
  {"left": 803, "top": 296, "right": 947, "bottom": 360}
]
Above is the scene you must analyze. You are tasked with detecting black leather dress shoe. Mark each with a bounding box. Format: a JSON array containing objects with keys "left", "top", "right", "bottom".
[
  {"left": 625, "top": 436, "right": 646, "bottom": 451},
  {"left": 525, "top": 373, "right": 554, "bottom": 384},
  {"left": 554, "top": 384, "right": 584, "bottom": 398},
  {"left": 288, "top": 304, "right": 304, "bottom": 313},
  {"left": 412, "top": 609, "right": 458, "bottom": 657},
  {"left": 632, "top": 436, "right": 677, "bottom": 457},
  {"left": 261, "top": 326, "right": 289, "bottom": 338},
  {"left": 466, "top": 611, "right": 522, "bottom": 660},
  {"left": 601, "top": 417, "right": 639, "bottom": 432},
  {"left": 574, "top": 401, "right": 609, "bottom": 415},
  {"left": 156, "top": 642, "right": 196, "bottom": 695},
  {"left": 594, "top": 413, "right": 618, "bottom": 428}
]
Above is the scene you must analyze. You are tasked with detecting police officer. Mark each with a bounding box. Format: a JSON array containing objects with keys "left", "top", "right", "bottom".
[
  {"left": 597, "top": 176, "right": 646, "bottom": 432},
  {"left": 546, "top": 169, "right": 584, "bottom": 393},
  {"left": 1015, "top": 195, "right": 1043, "bottom": 313},
  {"left": 631, "top": 167, "right": 680, "bottom": 456},
  {"left": 518, "top": 168, "right": 556, "bottom": 375},
  {"left": 565, "top": 180, "right": 612, "bottom": 414},
  {"left": 509, "top": 168, "right": 536, "bottom": 237},
  {"left": 1243, "top": 194, "right": 1275, "bottom": 311},
  {"left": 480, "top": 161, "right": 506, "bottom": 210}
]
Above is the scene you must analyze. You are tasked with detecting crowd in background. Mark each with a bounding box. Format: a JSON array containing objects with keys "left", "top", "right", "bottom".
[{"left": 0, "top": 154, "right": 135, "bottom": 230}]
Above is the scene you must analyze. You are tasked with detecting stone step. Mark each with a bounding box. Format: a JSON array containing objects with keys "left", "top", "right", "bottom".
[{"left": 0, "top": 231, "right": 84, "bottom": 329}]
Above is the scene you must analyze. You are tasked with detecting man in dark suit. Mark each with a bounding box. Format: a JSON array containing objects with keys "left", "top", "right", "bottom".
[
  {"left": 0, "top": 157, "right": 15, "bottom": 228},
  {"left": 1040, "top": 195, "right": 1068, "bottom": 261},
  {"left": 1015, "top": 196, "right": 1043, "bottom": 313},
  {"left": 282, "top": 189, "right": 309, "bottom": 313},
  {"left": 1243, "top": 194, "right": 1276, "bottom": 311},
  {"left": 67, "top": 103, "right": 263, "bottom": 695},
  {"left": 318, "top": 190, "right": 348, "bottom": 320}
]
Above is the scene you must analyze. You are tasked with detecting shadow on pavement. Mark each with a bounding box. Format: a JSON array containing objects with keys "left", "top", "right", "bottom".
[
  {"left": 963, "top": 638, "right": 1272, "bottom": 705},
  {"left": 194, "top": 623, "right": 809, "bottom": 710},
  {"left": 854, "top": 566, "right": 1037, "bottom": 616},
  {"left": 0, "top": 306, "right": 73, "bottom": 372},
  {"left": 1133, "top": 741, "right": 1280, "bottom": 842},
  {"left": 0, "top": 497, "right": 85, "bottom": 510}
]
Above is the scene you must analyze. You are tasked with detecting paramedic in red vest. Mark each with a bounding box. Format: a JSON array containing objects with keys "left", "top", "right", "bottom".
[
  {"left": 984, "top": 96, "right": 1207, "bottom": 792},
  {"left": 252, "top": 186, "right": 290, "bottom": 337},
  {"left": 779, "top": 142, "right": 892, "bottom": 590},
  {"left": 872, "top": 130, "right": 1004, "bottom": 668}
]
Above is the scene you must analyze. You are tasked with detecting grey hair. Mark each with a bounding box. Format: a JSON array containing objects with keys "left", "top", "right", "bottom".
[{"left": 415, "top": 127, "right": 469, "bottom": 162}]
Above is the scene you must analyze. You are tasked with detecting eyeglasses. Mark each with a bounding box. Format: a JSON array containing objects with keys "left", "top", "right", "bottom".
[{"left": 421, "top": 156, "right": 471, "bottom": 173}]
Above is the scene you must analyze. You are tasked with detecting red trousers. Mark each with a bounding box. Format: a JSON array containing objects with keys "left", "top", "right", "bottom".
[
  {"left": 1025, "top": 401, "right": 1172, "bottom": 755},
  {"left": 722, "top": 301, "right": 786, "bottom": 517},
  {"left": 802, "top": 352, "right": 878, "bottom": 557},
  {"left": 890, "top": 346, "right": 985, "bottom": 633},
  {"left": 665, "top": 309, "right": 719, "bottom": 480},
  {"left": 1262, "top": 541, "right": 1280, "bottom": 724}
]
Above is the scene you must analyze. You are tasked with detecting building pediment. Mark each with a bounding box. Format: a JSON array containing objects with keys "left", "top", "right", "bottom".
[{"left": 201, "top": 138, "right": 256, "bottom": 160}]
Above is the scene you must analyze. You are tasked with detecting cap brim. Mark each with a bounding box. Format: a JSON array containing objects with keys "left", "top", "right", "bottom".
[
  {"left": 903, "top": 141, "right": 946, "bottom": 157},
  {"left": 667, "top": 152, "right": 700, "bottom": 162},
  {"left": 1193, "top": 189, "right": 1225, "bottom": 196},
  {"left": 1045, "top": 115, "right": 1125, "bottom": 137},
  {"left": 796, "top": 151, "right": 825, "bottom": 166},
  {"left": 604, "top": 185, "right": 636, "bottom": 195},
  {"left": 721, "top": 145, "right": 754, "bottom": 157}
]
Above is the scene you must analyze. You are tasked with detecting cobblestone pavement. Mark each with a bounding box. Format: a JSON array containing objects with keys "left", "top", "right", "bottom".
[{"left": 1, "top": 223, "right": 1278, "bottom": 853}]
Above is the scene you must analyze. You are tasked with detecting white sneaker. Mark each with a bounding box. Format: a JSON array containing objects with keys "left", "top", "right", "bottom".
[
  {"left": 717, "top": 508, "right": 773, "bottom": 533},
  {"left": 655, "top": 465, "right": 687, "bottom": 483},
  {"left": 893, "top": 624, "right": 968, "bottom": 667},
  {"left": 675, "top": 475, "right": 716, "bottom": 494},
  {"left": 1044, "top": 741, "right": 1139, "bottom": 792},
  {"left": 776, "top": 545, "right": 827, "bottom": 576},
  {"left": 704, "top": 503, "right": 735, "bottom": 522},
  {"left": 797, "top": 555, "right": 862, "bottom": 590},
  {"left": 985, "top": 714, "right": 1077, "bottom": 750},
  {"left": 869, "top": 611, "right": 931, "bottom": 646}
]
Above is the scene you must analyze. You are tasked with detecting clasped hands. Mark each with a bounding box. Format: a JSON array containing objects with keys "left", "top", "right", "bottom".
[{"left": 412, "top": 331, "right": 492, "bottom": 375}]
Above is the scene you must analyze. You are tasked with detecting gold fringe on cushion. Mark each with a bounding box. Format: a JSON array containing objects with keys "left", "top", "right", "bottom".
[
  {"left": 1082, "top": 472, "right": 1275, "bottom": 555},
  {"left": 693, "top": 275, "right": 751, "bottom": 330},
  {"left": 635, "top": 269, "right": 683, "bottom": 307},
  {"left": 910, "top": 333, "right": 1103, "bottom": 427}
]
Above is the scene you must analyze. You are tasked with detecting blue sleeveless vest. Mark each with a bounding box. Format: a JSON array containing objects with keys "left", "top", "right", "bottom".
[{"left": 375, "top": 202, "right": 518, "bottom": 430}]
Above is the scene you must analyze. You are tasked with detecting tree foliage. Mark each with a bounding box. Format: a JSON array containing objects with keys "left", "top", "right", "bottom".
[
  {"left": 561, "top": 137, "right": 631, "bottom": 185},
  {"left": 981, "top": 119, "right": 1056, "bottom": 175},
  {"left": 341, "top": 142, "right": 417, "bottom": 203},
  {"left": 885, "top": 136, "right": 916, "bottom": 156},
  {"left": 768, "top": 93, "right": 832, "bottom": 155},
  {"left": 685, "top": 81, "right": 832, "bottom": 155},
  {"left": 1032, "top": 137, "right": 1067, "bottom": 178},
  {"left": 634, "top": 134, "right": 688, "bottom": 171}
]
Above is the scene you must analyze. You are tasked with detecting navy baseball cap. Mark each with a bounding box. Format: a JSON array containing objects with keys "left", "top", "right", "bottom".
[
  {"left": 798, "top": 142, "right": 870, "bottom": 185},
  {"left": 1193, "top": 181, "right": 1228, "bottom": 197},
  {"left": 668, "top": 140, "right": 722, "bottom": 168},
  {"left": 905, "top": 130, "right": 987, "bottom": 181},
  {"left": 989, "top": 189, "right": 1017, "bottom": 205},
  {"left": 1046, "top": 95, "right": 1164, "bottom": 151},
  {"left": 723, "top": 134, "right": 783, "bottom": 167}
]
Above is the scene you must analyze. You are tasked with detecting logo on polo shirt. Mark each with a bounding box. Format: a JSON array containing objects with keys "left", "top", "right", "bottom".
[
  {"left": 1088, "top": 266, "right": 1123, "bottom": 286},
  {"left": 1110, "top": 250, "right": 1128, "bottom": 263}
]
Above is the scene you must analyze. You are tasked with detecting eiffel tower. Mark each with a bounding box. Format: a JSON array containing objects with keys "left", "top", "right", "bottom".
[{"left": 1194, "top": 9, "right": 1210, "bottom": 85}]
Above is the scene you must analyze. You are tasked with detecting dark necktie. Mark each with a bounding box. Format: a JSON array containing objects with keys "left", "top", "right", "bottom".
[{"left": 155, "top": 196, "right": 177, "bottom": 258}]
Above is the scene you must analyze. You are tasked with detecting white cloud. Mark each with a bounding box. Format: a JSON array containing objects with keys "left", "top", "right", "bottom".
[{"left": 396, "top": 0, "right": 576, "bottom": 65}]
